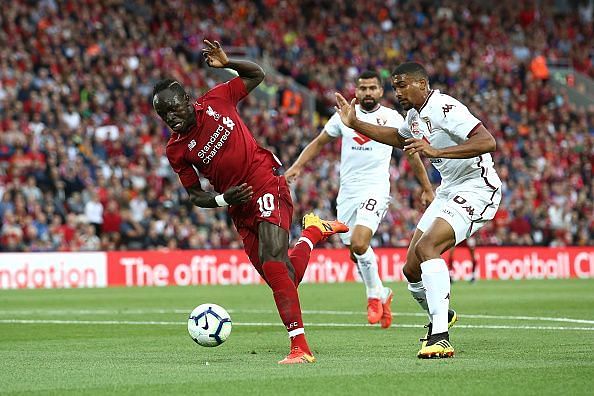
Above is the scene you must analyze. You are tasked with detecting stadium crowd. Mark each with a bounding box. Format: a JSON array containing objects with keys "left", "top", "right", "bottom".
[{"left": 0, "top": 0, "right": 593, "bottom": 252}]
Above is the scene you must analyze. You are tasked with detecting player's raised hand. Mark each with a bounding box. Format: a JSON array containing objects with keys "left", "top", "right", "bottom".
[
  {"left": 334, "top": 93, "right": 357, "bottom": 128},
  {"left": 202, "top": 39, "right": 229, "bottom": 68},
  {"left": 404, "top": 138, "right": 441, "bottom": 158},
  {"left": 223, "top": 183, "right": 253, "bottom": 205},
  {"left": 284, "top": 165, "right": 301, "bottom": 184}
]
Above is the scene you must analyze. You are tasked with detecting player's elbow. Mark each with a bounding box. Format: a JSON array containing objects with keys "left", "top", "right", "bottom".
[
  {"left": 486, "top": 135, "right": 497, "bottom": 153},
  {"left": 478, "top": 134, "right": 496, "bottom": 154},
  {"left": 249, "top": 68, "right": 265, "bottom": 90},
  {"left": 255, "top": 67, "right": 265, "bottom": 83},
  {"left": 189, "top": 196, "right": 204, "bottom": 208}
]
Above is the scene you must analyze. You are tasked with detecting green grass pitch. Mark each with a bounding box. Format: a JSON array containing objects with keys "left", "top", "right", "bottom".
[{"left": 1, "top": 279, "right": 593, "bottom": 395}]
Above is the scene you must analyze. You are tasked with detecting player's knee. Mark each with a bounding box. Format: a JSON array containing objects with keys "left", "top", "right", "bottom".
[
  {"left": 414, "top": 237, "right": 439, "bottom": 262},
  {"left": 260, "top": 244, "right": 289, "bottom": 264},
  {"left": 261, "top": 251, "right": 289, "bottom": 264},
  {"left": 350, "top": 240, "right": 369, "bottom": 256}
]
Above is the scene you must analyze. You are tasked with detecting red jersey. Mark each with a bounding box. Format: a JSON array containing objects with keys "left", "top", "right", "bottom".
[{"left": 166, "top": 77, "right": 281, "bottom": 193}]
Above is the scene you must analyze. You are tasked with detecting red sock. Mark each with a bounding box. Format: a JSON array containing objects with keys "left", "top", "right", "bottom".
[
  {"left": 289, "top": 227, "right": 322, "bottom": 286},
  {"left": 302, "top": 226, "right": 323, "bottom": 245},
  {"left": 262, "top": 261, "right": 311, "bottom": 355},
  {"left": 290, "top": 334, "right": 310, "bottom": 354},
  {"left": 289, "top": 241, "right": 312, "bottom": 286}
]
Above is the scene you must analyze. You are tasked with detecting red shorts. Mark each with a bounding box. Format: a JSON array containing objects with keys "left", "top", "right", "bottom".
[{"left": 228, "top": 175, "right": 293, "bottom": 272}]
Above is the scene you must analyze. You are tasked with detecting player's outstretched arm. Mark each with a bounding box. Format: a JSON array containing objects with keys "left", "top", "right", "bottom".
[
  {"left": 186, "top": 182, "right": 253, "bottom": 208},
  {"left": 334, "top": 93, "right": 405, "bottom": 149},
  {"left": 202, "top": 39, "right": 265, "bottom": 93},
  {"left": 404, "top": 124, "right": 496, "bottom": 159},
  {"left": 285, "top": 131, "right": 334, "bottom": 183}
]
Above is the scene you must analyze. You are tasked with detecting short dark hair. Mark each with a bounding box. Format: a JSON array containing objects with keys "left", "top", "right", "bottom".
[
  {"left": 356, "top": 70, "right": 381, "bottom": 85},
  {"left": 392, "top": 62, "right": 429, "bottom": 80},
  {"left": 152, "top": 79, "right": 184, "bottom": 97}
]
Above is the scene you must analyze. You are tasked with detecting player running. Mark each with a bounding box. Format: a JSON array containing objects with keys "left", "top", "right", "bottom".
[
  {"left": 153, "top": 39, "right": 348, "bottom": 364},
  {"left": 285, "top": 70, "right": 434, "bottom": 328},
  {"left": 335, "top": 62, "right": 501, "bottom": 359}
]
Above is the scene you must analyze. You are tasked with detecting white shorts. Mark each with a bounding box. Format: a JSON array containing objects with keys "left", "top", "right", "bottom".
[
  {"left": 336, "top": 193, "right": 390, "bottom": 245},
  {"left": 417, "top": 181, "right": 501, "bottom": 245}
]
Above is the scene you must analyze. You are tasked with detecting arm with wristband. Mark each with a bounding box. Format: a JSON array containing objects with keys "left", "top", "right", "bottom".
[{"left": 185, "top": 182, "right": 253, "bottom": 208}]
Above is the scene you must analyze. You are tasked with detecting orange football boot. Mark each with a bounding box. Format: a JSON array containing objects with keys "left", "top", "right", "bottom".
[
  {"left": 278, "top": 347, "right": 316, "bottom": 364},
  {"left": 302, "top": 213, "right": 349, "bottom": 240}
]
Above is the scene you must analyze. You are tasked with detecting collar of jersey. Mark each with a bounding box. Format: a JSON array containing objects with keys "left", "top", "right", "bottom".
[
  {"left": 358, "top": 103, "right": 381, "bottom": 114},
  {"left": 418, "top": 89, "right": 438, "bottom": 113}
]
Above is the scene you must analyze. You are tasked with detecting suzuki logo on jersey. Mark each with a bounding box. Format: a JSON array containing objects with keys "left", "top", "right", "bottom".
[
  {"left": 222, "top": 116, "right": 235, "bottom": 130},
  {"left": 188, "top": 139, "right": 196, "bottom": 151},
  {"left": 353, "top": 131, "right": 372, "bottom": 145},
  {"left": 206, "top": 105, "right": 221, "bottom": 120}
]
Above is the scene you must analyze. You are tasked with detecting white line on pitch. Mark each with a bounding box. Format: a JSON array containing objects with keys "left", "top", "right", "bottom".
[
  {"left": 0, "top": 319, "right": 593, "bottom": 331},
  {"left": 1, "top": 308, "right": 592, "bottom": 325},
  {"left": 238, "top": 309, "right": 594, "bottom": 325}
]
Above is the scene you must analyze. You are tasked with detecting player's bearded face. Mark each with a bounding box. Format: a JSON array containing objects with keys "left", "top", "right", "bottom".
[
  {"left": 154, "top": 89, "right": 195, "bottom": 133},
  {"left": 355, "top": 78, "right": 383, "bottom": 111}
]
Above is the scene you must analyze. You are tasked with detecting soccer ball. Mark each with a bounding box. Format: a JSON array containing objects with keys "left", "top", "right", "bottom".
[{"left": 188, "top": 303, "right": 232, "bottom": 347}]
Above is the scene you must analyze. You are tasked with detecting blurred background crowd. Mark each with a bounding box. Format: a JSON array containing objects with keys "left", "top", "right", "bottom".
[{"left": 0, "top": 0, "right": 592, "bottom": 252}]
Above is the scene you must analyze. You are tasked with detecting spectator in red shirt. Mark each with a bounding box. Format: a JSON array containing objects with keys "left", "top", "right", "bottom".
[{"left": 102, "top": 200, "right": 122, "bottom": 235}]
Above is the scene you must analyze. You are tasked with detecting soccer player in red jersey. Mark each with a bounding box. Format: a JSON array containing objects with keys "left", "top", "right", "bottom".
[{"left": 153, "top": 39, "right": 348, "bottom": 364}]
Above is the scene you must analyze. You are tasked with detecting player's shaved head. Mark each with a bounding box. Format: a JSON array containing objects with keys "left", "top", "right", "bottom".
[
  {"left": 392, "top": 62, "right": 429, "bottom": 82},
  {"left": 153, "top": 79, "right": 186, "bottom": 98},
  {"left": 152, "top": 79, "right": 196, "bottom": 134}
]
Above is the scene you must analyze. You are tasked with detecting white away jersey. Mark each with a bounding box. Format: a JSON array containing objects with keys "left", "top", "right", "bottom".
[
  {"left": 398, "top": 90, "right": 501, "bottom": 190},
  {"left": 325, "top": 104, "right": 401, "bottom": 195}
]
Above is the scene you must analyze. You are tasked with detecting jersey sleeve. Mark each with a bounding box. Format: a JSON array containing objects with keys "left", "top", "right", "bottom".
[
  {"left": 323, "top": 112, "right": 344, "bottom": 138},
  {"left": 397, "top": 115, "right": 413, "bottom": 138},
  {"left": 166, "top": 147, "right": 200, "bottom": 188},
  {"left": 207, "top": 77, "right": 249, "bottom": 106},
  {"left": 435, "top": 96, "right": 482, "bottom": 139}
]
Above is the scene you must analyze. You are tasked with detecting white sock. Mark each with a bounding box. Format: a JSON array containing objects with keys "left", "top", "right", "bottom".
[
  {"left": 408, "top": 280, "right": 430, "bottom": 319},
  {"left": 381, "top": 287, "right": 392, "bottom": 303},
  {"left": 354, "top": 247, "right": 383, "bottom": 299},
  {"left": 420, "top": 258, "right": 451, "bottom": 334}
]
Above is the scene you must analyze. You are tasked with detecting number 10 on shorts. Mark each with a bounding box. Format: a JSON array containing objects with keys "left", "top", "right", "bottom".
[{"left": 257, "top": 193, "right": 275, "bottom": 218}]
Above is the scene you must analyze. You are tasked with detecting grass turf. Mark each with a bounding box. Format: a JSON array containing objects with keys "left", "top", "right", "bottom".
[{"left": 0, "top": 279, "right": 593, "bottom": 395}]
